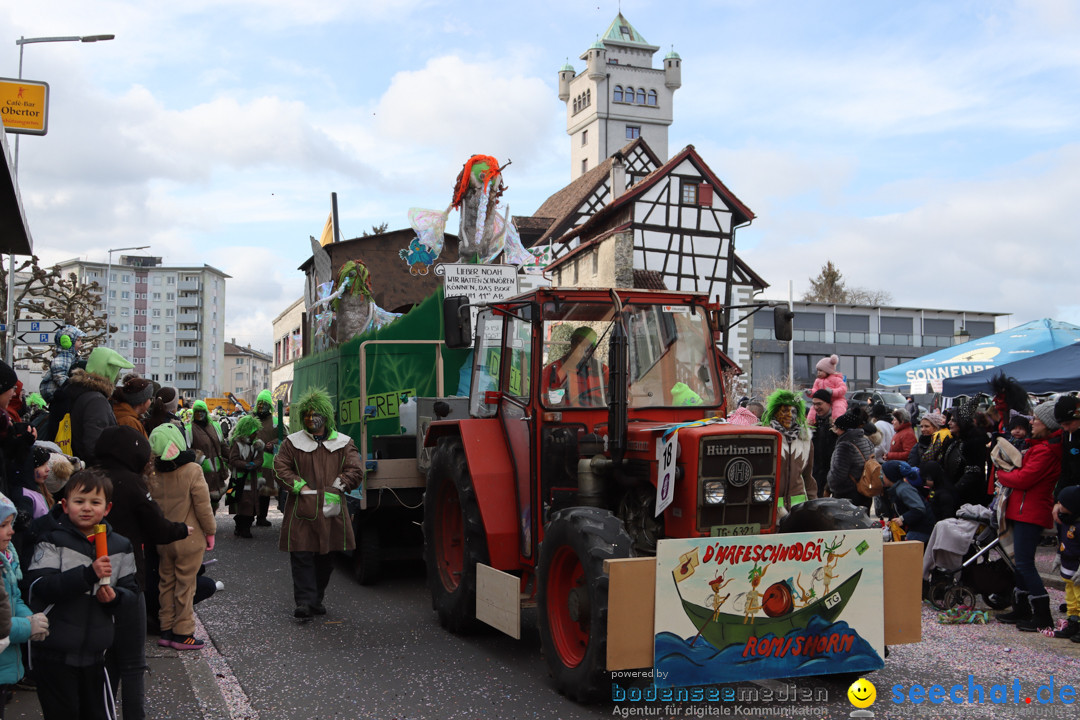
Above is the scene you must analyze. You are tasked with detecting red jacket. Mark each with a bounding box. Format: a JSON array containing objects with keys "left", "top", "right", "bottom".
[
  {"left": 885, "top": 423, "right": 916, "bottom": 461},
  {"left": 998, "top": 431, "right": 1063, "bottom": 528}
]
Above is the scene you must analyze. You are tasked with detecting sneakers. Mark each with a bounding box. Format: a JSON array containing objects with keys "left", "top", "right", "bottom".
[
  {"left": 294, "top": 604, "right": 312, "bottom": 619},
  {"left": 170, "top": 634, "right": 206, "bottom": 650},
  {"left": 157, "top": 630, "right": 174, "bottom": 648},
  {"left": 255, "top": 518, "right": 272, "bottom": 527}
]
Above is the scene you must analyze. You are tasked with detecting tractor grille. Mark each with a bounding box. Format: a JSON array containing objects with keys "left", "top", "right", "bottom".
[{"left": 697, "top": 434, "right": 778, "bottom": 532}]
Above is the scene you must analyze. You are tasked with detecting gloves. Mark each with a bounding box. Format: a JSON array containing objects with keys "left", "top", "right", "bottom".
[
  {"left": 30, "top": 613, "right": 50, "bottom": 642},
  {"left": 331, "top": 477, "right": 346, "bottom": 492},
  {"left": 291, "top": 479, "right": 307, "bottom": 494}
]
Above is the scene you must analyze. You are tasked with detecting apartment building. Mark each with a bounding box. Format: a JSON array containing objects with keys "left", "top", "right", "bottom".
[
  {"left": 224, "top": 339, "right": 272, "bottom": 404},
  {"left": 270, "top": 296, "right": 304, "bottom": 407},
  {"left": 56, "top": 255, "right": 230, "bottom": 398}
]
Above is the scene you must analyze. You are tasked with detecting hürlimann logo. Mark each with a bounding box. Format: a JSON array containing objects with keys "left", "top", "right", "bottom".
[{"left": 702, "top": 441, "right": 773, "bottom": 456}]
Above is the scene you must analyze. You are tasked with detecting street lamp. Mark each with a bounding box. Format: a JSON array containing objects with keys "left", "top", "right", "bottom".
[
  {"left": 105, "top": 245, "right": 149, "bottom": 346},
  {"left": 4, "top": 33, "right": 114, "bottom": 363}
]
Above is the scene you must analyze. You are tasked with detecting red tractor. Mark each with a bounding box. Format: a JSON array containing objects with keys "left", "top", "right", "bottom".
[{"left": 423, "top": 287, "right": 784, "bottom": 701}]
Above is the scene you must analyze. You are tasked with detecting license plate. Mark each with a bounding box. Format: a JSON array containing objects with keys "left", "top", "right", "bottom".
[{"left": 710, "top": 523, "right": 760, "bottom": 537}]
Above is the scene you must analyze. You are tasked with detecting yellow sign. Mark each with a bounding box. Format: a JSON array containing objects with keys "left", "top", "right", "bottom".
[{"left": 0, "top": 78, "right": 49, "bottom": 135}]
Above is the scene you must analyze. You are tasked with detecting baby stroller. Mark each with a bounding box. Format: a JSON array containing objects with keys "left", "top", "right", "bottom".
[{"left": 924, "top": 503, "right": 1016, "bottom": 611}]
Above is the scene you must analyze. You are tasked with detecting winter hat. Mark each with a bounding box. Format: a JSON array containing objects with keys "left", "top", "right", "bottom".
[
  {"left": 0, "top": 492, "right": 15, "bottom": 526},
  {"left": 149, "top": 423, "right": 187, "bottom": 462},
  {"left": 156, "top": 386, "right": 179, "bottom": 414},
  {"left": 892, "top": 408, "right": 910, "bottom": 424},
  {"left": 1058, "top": 486, "right": 1080, "bottom": 519},
  {"left": 834, "top": 408, "right": 864, "bottom": 431},
  {"left": 951, "top": 399, "right": 974, "bottom": 427},
  {"left": 924, "top": 412, "right": 946, "bottom": 428},
  {"left": 256, "top": 389, "right": 273, "bottom": 407},
  {"left": 1033, "top": 401, "right": 1060, "bottom": 432},
  {"left": 882, "top": 460, "right": 920, "bottom": 485},
  {"left": 1055, "top": 395, "right": 1080, "bottom": 424},
  {"left": 1007, "top": 414, "right": 1032, "bottom": 435},
  {"left": 0, "top": 360, "right": 17, "bottom": 394},
  {"left": 86, "top": 347, "right": 134, "bottom": 384},
  {"left": 815, "top": 354, "right": 839, "bottom": 376},
  {"left": 45, "top": 454, "right": 74, "bottom": 495},
  {"left": 118, "top": 375, "right": 154, "bottom": 406},
  {"left": 811, "top": 388, "right": 833, "bottom": 404},
  {"left": 32, "top": 445, "right": 52, "bottom": 470}
]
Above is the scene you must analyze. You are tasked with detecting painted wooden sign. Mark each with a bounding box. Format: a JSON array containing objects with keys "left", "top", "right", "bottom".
[{"left": 653, "top": 530, "right": 884, "bottom": 687}]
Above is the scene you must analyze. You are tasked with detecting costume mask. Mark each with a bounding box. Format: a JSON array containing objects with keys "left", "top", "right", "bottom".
[
  {"left": 256, "top": 402, "right": 271, "bottom": 418},
  {"left": 194, "top": 410, "right": 207, "bottom": 424},
  {"left": 304, "top": 412, "right": 326, "bottom": 435},
  {"left": 776, "top": 405, "right": 794, "bottom": 430}
]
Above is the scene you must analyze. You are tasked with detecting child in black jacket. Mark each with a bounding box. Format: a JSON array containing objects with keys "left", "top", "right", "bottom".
[{"left": 25, "top": 469, "right": 138, "bottom": 720}]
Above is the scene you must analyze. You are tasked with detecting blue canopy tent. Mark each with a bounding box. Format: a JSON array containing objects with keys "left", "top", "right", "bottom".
[
  {"left": 876, "top": 319, "right": 1080, "bottom": 391},
  {"left": 941, "top": 342, "right": 1080, "bottom": 396}
]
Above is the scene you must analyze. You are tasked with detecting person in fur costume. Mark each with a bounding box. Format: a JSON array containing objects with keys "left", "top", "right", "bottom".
[
  {"left": 226, "top": 415, "right": 265, "bottom": 538},
  {"left": 805, "top": 354, "right": 848, "bottom": 424},
  {"left": 761, "top": 389, "right": 816, "bottom": 508},
  {"left": 252, "top": 390, "right": 279, "bottom": 526},
  {"left": 274, "top": 387, "right": 362, "bottom": 619}
]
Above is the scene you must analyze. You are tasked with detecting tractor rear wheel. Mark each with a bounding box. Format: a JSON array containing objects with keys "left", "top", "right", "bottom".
[
  {"left": 538, "top": 507, "right": 633, "bottom": 703},
  {"left": 424, "top": 437, "right": 488, "bottom": 633}
]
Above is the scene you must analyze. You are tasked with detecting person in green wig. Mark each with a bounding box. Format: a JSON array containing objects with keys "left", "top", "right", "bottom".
[
  {"left": 63, "top": 347, "right": 133, "bottom": 464},
  {"left": 760, "top": 388, "right": 817, "bottom": 509},
  {"left": 274, "top": 387, "right": 362, "bottom": 619},
  {"left": 184, "top": 400, "right": 228, "bottom": 512},
  {"left": 226, "top": 415, "right": 264, "bottom": 538},
  {"left": 252, "top": 389, "right": 279, "bottom": 526}
]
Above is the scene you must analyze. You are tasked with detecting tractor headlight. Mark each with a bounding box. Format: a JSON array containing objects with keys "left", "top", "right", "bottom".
[
  {"left": 752, "top": 478, "right": 773, "bottom": 503},
  {"left": 704, "top": 480, "right": 725, "bottom": 504}
]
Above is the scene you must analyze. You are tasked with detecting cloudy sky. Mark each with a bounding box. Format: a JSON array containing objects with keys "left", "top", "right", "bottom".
[{"left": 4, "top": 0, "right": 1079, "bottom": 352}]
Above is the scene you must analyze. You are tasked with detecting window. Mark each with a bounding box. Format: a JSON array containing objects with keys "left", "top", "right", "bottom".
[
  {"left": 626, "top": 126, "right": 640, "bottom": 140},
  {"left": 165, "top": 358, "right": 174, "bottom": 367},
  {"left": 110, "top": 273, "right": 117, "bottom": 282},
  {"left": 121, "top": 291, "right": 131, "bottom": 299},
  {"left": 166, "top": 309, "right": 174, "bottom": 317},
  {"left": 152, "top": 325, "right": 160, "bottom": 333},
  {"left": 581, "top": 129, "right": 588, "bottom": 146},
  {"left": 236, "top": 358, "right": 244, "bottom": 365},
  {"left": 793, "top": 312, "right": 827, "bottom": 342},
  {"left": 923, "top": 318, "right": 954, "bottom": 347},
  {"left": 109, "top": 290, "right": 116, "bottom": 298},
  {"left": 581, "top": 159, "right": 588, "bottom": 174},
  {"left": 164, "top": 374, "right": 173, "bottom": 382},
  {"left": 636, "top": 88, "right": 646, "bottom": 104},
  {"left": 166, "top": 325, "right": 174, "bottom": 333},
  {"left": 681, "top": 181, "right": 697, "bottom": 204},
  {"left": 613, "top": 86, "right": 623, "bottom": 102},
  {"left": 647, "top": 89, "right": 657, "bottom": 106},
  {"left": 120, "top": 307, "right": 129, "bottom": 317},
  {"left": 152, "top": 292, "right": 161, "bottom": 300},
  {"left": 620, "top": 24, "right": 632, "bottom": 40},
  {"left": 152, "top": 341, "right": 160, "bottom": 350},
  {"left": 965, "top": 320, "right": 995, "bottom": 338},
  {"left": 835, "top": 314, "right": 870, "bottom": 344},
  {"left": 235, "top": 371, "right": 245, "bottom": 381},
  {"left": 121, "top": 274, "right": 130, "bottom": 283},
  {"left": 625, "top": 87, "right": 634, "bottom": 103},
  {"left": 119, "top": 340, "right": 129, "bottom": 349},
  {"left": 166, "top": 293, "right": 175, "bottom": 301},
  {"left": 151, "top": 374, "right": 159, "bottom": 382},
  {"left": 880, "top": 316, "right": 913, "bottom": 346},
  {"left": 121, "top": 324, "right": 130, "bottom": 333},
  {"left": 153, "top": 276, "right": 162, "bottom": 286},
  {"left": 167, "top": 277, "right": 175, "bottom": 285}
]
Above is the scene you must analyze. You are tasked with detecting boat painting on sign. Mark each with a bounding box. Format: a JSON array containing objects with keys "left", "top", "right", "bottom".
[{"left": 653, "top": 529, "right": 885, "bottom": 687}]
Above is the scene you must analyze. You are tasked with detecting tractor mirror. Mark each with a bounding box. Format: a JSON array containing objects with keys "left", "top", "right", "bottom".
[
  {"left": 443, "top": 296, "right": 472, "bottom": 349},
  {"left": 774, "top": 306, "right": 794, "bottom": 342}
]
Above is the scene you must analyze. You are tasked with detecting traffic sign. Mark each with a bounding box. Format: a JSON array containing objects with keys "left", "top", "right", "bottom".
[
  {"left": 15, "top": 319, "right": 63, "bottom": 335},
  {"left": 0, "top": 78, "right": 50, "bottom": 136},
  {"left": 16, "top": 332, "right": 54, "bottom": 346}
]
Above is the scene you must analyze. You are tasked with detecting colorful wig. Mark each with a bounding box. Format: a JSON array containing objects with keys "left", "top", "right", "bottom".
[
  {"left": 289, "top": 386, "right": 336, "bottom": 434},
  {"left": 760, "top": 389, "right": 808, "bottom": 429},
  {"left": 229, "top": 414, "right": 261, "bottom": 443}
]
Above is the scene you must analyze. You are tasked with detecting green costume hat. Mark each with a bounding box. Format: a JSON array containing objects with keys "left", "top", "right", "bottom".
[
  {"left": 192, "top": 400, "right": 209, "bottom": 414},
  {"left": 149, "top": 423, "right": 186, "bottom": 461},
  {"left": 761, "top": 388, "right": 808, "bottom": 429},
  {"left": 86, "top": 347, "right": 133, "bottom": 384},
  {"left": 671, "top": 382, "right": 703, "bottom": 406},
  {"left": 256, "top": 389, "right": 273, "bottom": 406},
  {"left": 289, "top": 386, "right": 336, "bottom": 434},
  {"left": 231, "top": 414, "right": 261, "bottom": 441}
]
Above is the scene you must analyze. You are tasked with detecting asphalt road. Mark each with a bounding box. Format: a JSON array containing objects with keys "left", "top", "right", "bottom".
[{"left": 198, "top": 509, "right": 1080, "bottom": 720}]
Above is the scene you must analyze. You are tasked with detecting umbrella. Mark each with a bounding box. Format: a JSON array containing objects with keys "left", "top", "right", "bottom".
[
  {"left": 876, "top": 318, "right": 1080, "bottom": 390},
  {"left": 941, "top": 342, "right": 1080, "bottom": 396}
]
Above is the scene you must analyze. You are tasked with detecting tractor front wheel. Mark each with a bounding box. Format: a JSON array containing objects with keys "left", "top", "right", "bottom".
[
  {"left": 423, "top": 437, "right": 488, "bottom": 633},
  {"left": 538, "top": 507, "right": 633, "bottom": 703}
]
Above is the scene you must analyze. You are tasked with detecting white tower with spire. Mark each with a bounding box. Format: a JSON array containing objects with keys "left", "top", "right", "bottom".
[{"left": 560, "top": 13, "right": 681, "bottom": 180}]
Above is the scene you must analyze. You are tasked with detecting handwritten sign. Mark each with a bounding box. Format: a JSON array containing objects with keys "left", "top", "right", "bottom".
[{"left": 441, "top": 263, "right": 519, "bottom": 340}]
